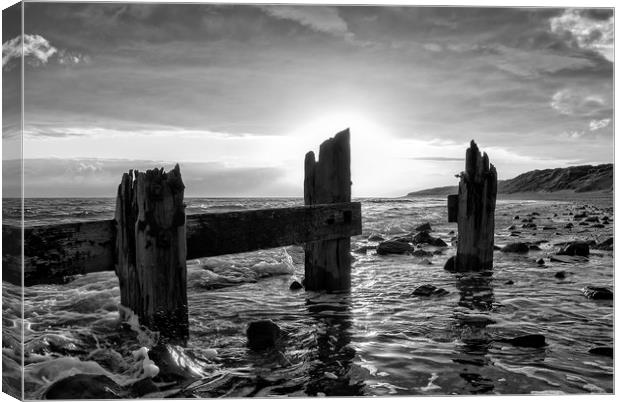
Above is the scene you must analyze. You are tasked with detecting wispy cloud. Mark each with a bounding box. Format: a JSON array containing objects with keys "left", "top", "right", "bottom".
[
  {"left": 260, "top": 6, "right": 351, "bottom": 38},
  {"left": 550, "top": 9, "right": 614, "bottom": 62},
  {"left": 589, "top": 118, "right": 611, "bottom": 131},
  {"left": 550, "top": 88, "right": 608, "bottom": 116},
  {"left": 4, "top": 158, "right": 297, "bottom": 197}
]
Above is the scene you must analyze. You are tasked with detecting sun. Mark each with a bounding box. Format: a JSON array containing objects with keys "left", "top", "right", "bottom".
[{"left": 292, "top": 111, "right": 389, "bottom": 154}]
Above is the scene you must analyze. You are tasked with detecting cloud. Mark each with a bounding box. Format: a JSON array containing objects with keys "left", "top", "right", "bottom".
[
  {"left": 3, "top": 34, "right": 58, "bottom": 69},
  {"left": 260, "top": 6, "right": 351, "bottom": 38},
  {"left": 8, "top": 158, "right": 297, "bottom": 197},
  {"left": 550, "top": 9, "right": 614, "bottom": 62},
  {"left": 423, "top": 43, "right": 443, "bottom": 52},
  {"left": 550, "top": 88, "right": 607, "bottom": 116},
  {"left": 589, "top": 118, "right": 611, "bottom": 131},
  {"left": 2, "top": 34, "right": 89, "bottom": 71}
]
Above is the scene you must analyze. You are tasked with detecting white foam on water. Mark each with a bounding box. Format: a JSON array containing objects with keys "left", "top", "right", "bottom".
[{"left": 250, "top": 248, "right": 295, "bottom": 277}]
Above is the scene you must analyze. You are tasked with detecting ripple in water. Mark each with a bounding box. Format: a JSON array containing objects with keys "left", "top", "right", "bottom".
[{"left": 1, "top": 196, "right": 613, "bottom": 398}]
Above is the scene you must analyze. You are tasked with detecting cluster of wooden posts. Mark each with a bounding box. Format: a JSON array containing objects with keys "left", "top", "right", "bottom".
[{"left": 2, "top": 132, "right": 497, "bottom": 343}]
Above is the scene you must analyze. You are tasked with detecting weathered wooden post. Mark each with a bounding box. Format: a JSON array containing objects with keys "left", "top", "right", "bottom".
[
  {"left": 304, "top": 129, "right": 352, "bottom": 291},
  {"left": 115, "top": 164, "right": 188, "bottom": 342},
  {"left": 445, "top": 140, "right": 497, "bottom": 272}
]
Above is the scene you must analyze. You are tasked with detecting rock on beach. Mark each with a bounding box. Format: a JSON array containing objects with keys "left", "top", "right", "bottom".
[
  {"left": 247, "top": 320, "right": 282, "bottom": 351},
  {"left": 582, "top": 286, "right": 613, "bottom": 300},
  {"left": 376, "top": 240, "right": 413, "bottom": 255},
  {"left": 557, "top": 241, "right": 589, "bottom": 257}
]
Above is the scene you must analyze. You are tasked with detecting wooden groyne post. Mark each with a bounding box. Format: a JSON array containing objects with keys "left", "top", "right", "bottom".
[
  {"left": 446, "top": 140, "right": 497, "bottom": 271},
  {"left": 304, "top": 129, "right": 352, "bottom": 291},
  {"left": 115, "top": 164, "right": 189, "bottom": 342},
  {"left": 2, "top": 131, "right": 362, "bottom": 342}
]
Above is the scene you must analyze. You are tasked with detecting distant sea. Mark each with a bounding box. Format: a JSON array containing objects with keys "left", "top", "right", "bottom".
[{"left": 2, "top": 196, "right": 614, "bottom": 398}]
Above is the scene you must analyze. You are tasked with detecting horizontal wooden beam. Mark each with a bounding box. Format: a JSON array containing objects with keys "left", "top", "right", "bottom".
[
  {"left": 2, "top": 202, "right": 362, "bottom": 286},
  {"left": 185, "top": 202, "right": 361, "bottom": 259}
]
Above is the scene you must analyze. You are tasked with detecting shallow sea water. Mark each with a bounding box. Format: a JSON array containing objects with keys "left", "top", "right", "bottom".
[{"left": 1, "top": 196, "right": 614, "bottom": 397}]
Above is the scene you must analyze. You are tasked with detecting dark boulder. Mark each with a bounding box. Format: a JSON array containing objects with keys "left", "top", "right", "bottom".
[
  {"left": 557, "top": 241, "right": 589, "bottom": 257},
  {"left": 588, "top": 347, "right": 613, "bottom": 358},
  {"left": 412, "top": 231, "right": 434, "bottom": 244},
  {"left": 289, "top": 280, "right": 303, "bottom": 290},
  {"left": 507, "top": 225, "right": 516, "bottom": 230},
  {"left": 564, "top": 223, "right": 574, "bottom": 229},
  {"left": 415, "top": 222, "right": 432, "bottom": 232},
  {"left": 554, "top": 271, "right": 566, "bottom": 279},
  {"left": 247, "top": 320, "right": 281, "bottom": 351},
  {"left": 443, "top": 256, "right": 456, "bottom": 272},
  {"left": 501, "top": 243, "right": 529, "bottom": 253},
  {"left": 582, "top": 286, "right": 613, "bottom": 300},
  {"left": 432, "top": 238, "right": 448, "bottom": 247},
  {"left": 513, "top": 215, "right": 519, "bottom": 220},
  {"left": 376, "top": 240, "right": 413, "bottom": 255},
  {"left": 44, "top": 374, "right": 121, "bottom": 399},
  {"left": 574, "top": 212, "right": 587, "bottom": 219},
  {"left": 503, "top": 334, "right": 546, "bottom": 348},
  {"left": 522, "top": 223, "right": 537, "bottom": 229},
  {"left": 595, "top": 237, "right": 613, "bottom": 251},
  {"left": 412, "top": 249, "right": 432, "bottom": 257},
  {"left": 585, "top": 216, "right": 600, "bottom": 223},
  {"left": 412, "top": 284, "right": 448, "bottom": 297},
  {"left": 542, "top": 226, "right": 556, "bottom": 230},
  {"left": 537, "top": 258, "right": 545, "bottom": 265},
  {"left": 504, "top": 280, "right": 514, "bottom": 285},
  {"left": 128, "top": 378, "right": 159, "bottom": 398},
  {"left": 392, "top": 236, "right": 413, "bottom": 243}
]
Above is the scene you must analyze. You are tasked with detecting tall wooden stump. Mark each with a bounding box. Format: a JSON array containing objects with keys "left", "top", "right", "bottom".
[
  {"left": 115, "top": 164, "right": 188, "bottom": 342},
  {"left": 450, "top": 140, "right": 497, "bottom": 271},
  {"left": 304, "top": 129, "right": 352, "bottom": 291}
]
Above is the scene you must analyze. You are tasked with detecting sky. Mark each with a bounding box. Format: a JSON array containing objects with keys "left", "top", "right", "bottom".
[{"left": 1, "top": 2, "right": 614, "bottom": 197}]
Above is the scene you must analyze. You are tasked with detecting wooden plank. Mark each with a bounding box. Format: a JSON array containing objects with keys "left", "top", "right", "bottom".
[
  {"left": 3, "top": 219, "right": 116, "bottom": 286},
  {"left": 186, "top": 202, "right": 361, "bottom": 259},
  {"left": 3, "top": 202, "right": 362, "bottom": 286},
  {"left": 304, "top": 129, "right": 352, "bottom": 291}
]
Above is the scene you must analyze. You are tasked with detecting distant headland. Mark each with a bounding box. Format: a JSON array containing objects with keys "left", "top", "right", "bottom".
[{"left": 406, "top": 164, "right": 613, "bottom": 198}]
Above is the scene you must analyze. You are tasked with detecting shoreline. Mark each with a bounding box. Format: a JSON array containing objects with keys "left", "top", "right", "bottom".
[{"left": 402, "top": 191, "right": 612, "bottom": 202}]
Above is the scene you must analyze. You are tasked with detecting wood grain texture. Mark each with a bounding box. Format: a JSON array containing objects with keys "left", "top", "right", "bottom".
[
  {"left": 455, "top": 140, "right": 497, "bottom": 271},
  {"left": 4, "top": 203, "right": 361, "bottom": 286},
  {"left": 3, "top": 220, "right": 115, "bottom": 286},
  {"left": 186, "top": 202, "right": 361, "bottom": 259},
  {"left": 304, "top": 129, "right": 353, "bottom": 291},
  {"left": 447, "top": 194, "right": 459, "bottom": 223},
  {"left": 115, "top": 165, "right": 188, "bottom": 342}
]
